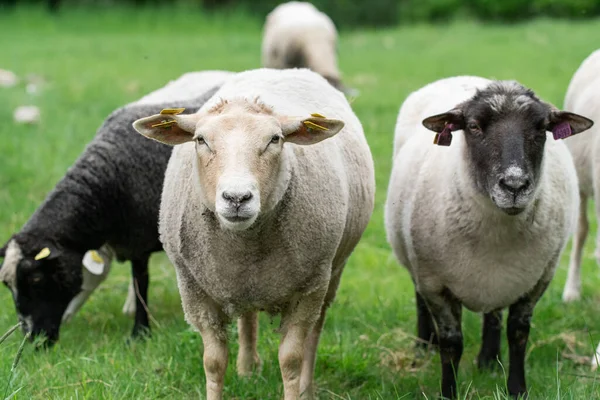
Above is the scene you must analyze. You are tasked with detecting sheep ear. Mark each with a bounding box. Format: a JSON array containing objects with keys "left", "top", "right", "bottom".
[
  {"left": 422, "top": 109, "right": 464, "bottom": 133},
  {"left": 280, "top": 114, "right": 345, "bottom": 145},
  {"left": 32, "top": 245, "right": 61, "bottom": 262},
  {"left": 132, "top": 110, "right": 201, "bottom": 145},
  {"left": 82, "top": 250, "right": 107, "bottom": 276},
  {"left": 548, "top": 111, "right": 594, "bottom": 138}
]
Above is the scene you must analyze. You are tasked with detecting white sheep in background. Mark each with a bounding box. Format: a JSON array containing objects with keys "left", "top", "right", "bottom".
[
  {"left": 133, "top": 68, "right": 375, "bottom": 400},
  {"left": 261, "top": 1, "right": 357, "bottom": 96},
  {"left": 385, "top": 76, "right": 593, "bottom": 398},
  {"left": 559, "top": 49, "right": 600, "bottom": 370}
]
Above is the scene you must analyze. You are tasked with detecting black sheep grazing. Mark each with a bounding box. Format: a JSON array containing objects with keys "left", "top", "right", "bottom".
[{"left": 0, "top": 86, "right": 220, "bottom": 345}]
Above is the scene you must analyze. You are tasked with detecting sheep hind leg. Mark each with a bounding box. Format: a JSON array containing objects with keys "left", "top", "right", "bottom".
[
  {"left": 416, "top": 291, "right": 438, "bottom": 348},
  {"left": 477, "top": 310, "right": 503, "bottom": 370},
  {"left": 236, "top": 311, "right": 262, "bottom": 376},
  {"left": 279, "top": 286, "right": 327, "bottom": 400},
  {"left": 130, "top": 255, "right": 151, "bottom": 339},
  {"left": 563, "top": 193, "right": 588, "bottom": 302}
]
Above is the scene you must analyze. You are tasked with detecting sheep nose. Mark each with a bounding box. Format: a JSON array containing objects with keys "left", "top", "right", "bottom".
[
  {"left": 499, "top": 175, "right": 530, "bottom": 194},
  {"left": 222, "top": 191, "right": 253, "bottom": 206}
]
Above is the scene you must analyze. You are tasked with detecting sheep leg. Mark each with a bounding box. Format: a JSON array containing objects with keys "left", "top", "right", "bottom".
[
  {"left": 279, "top": 287, "right": 327, "bottom": 400},
  {"left": 506, "top": 301, "right": 532, "bottom": 399},
  {"left": 236, "top": 311, "right": 261, "bottom": 376},
  {"left": 130, "top": 256, "right": 150, "bottom": 338},
  {"left": 426, "top": 291, "right": 463, "bottom": 399},
  {"left": 506, "top": 262, "right": 554, "bottom": 399},
  {"left": 177, "top": 266, "right": 229, "bottom": 400},
  {"left": 299, "top": 270, "right": 343, "bottom": 398},
  {"left": 477, "top": 310, "right": 503, "bottom": 370},
  {"left": 563, "top": 193, "right": 588, "bottom": 302},
  {"left": 200, "top": 325, "right": 229, "bottom": 400},
  {"left": 416, "top": 291, "right": 438, "bottom": 348}
]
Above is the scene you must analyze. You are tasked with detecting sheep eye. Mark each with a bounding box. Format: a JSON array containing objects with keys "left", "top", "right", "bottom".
[
  {"left": 196, "top": 136, "right": 206, "bottom": 145},
  {"left": 270, "top": 135, "right": 281, "bottom": 144},
  {"left": 467, "top": 123, "right": 481, "bottom": 132}
]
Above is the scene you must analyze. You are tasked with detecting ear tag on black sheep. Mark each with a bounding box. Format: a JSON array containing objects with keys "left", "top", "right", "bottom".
[
  {"left": 552, "top": 122, "right": 572, "bottom": 140},
  {"left": 34, "top": 247, "right": 51, "bottom": 261},
  {"left": 434, "top": 123, "right": 456, "bottom": 146},
  {"left": 82, "top": 250, "right": 105, "bottom": 276}
]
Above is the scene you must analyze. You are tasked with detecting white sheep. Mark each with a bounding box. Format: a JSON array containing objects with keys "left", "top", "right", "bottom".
[
  {"left": 132, "top": 68, "right": 375, "bottom": 400},
  {"left": 385, "top": 76, "right": 593, "bottom": 398},
  {"left": 261, "top": 2, "right": 356, "bottom": 96},
  {"left": 561, "top": 49, "right": 600, "bottom": 302},
  {"left": 560, "top": 49, "right": 600, "bottom": 370}
]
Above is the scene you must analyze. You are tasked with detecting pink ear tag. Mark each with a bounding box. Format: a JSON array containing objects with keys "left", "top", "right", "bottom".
[
  {"left": 434, "top": 123, "right": 455, "bottom": 146},
  {"left": 552, "top": 122, "right": 572, "bottom": 140}
]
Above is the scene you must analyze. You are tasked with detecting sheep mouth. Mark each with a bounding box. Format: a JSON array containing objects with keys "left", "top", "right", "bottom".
[
  {"left": 499, "top": 206, "right": 526, "bottom": 216},
  {"left": 222, "top": 215, "right": 253, "bottom": 223}
]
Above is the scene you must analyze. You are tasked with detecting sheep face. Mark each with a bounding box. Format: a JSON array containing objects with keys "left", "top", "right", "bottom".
[
  {"left": 133, "top": 99, "right": 344, "bottom": 231},
  {"left": 0, "top": 239, "right": 83, "bottom": 346},
  {"left": 423, "top": 81, "right": 593, "bottom": 215}
]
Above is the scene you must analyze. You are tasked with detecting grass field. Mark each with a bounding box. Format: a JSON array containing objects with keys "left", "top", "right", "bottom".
[{"left": 1, "top": 5, "right": 600, "bottom": 399}]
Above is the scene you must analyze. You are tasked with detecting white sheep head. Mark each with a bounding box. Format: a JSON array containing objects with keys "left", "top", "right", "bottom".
[{"left": 133, "top": 98, "right": 344, "bottom": 231}]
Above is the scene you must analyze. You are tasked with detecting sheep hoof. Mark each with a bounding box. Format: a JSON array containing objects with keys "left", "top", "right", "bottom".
[
  {"left": 477, "top": 354, "right": 502, "bottom": 371},
  {"left": 562, "top": 289, "right": 581, "bottom": 303},
  {"left": 236, "top": 353, "right": 262, "bottom": 377},
  {"left": 127, "top": 326, "right": 151, "bottom": 345}
]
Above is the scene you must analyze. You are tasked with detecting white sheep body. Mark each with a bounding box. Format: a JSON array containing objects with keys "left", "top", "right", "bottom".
[
  {"left": 261, "top": 2, "right": 340, "bottom": 83},
  {"left": 561, "top": 50, "right": 600, "bottom": 370},
  {"left": 385, "top": 75, "right": 579, "bottom": 314},
  {"left": 160, "top": 68, "right": 374, "bottom": 319},
  {"left": 561, "top": 50, "right": 600, "bottom": 300}
]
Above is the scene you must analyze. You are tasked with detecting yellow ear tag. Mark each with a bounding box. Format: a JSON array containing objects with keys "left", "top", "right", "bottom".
[
  {"left": 89, "top": 250, "right": 103, "bottom": 264},
  {"left": 303, "top": 120, "right": 328, "bottom": 131},
  {"left": 151, "top": 120, "right": 177, "bottom": 129},
  {"left": 34, "top": 247, "right": 51, "bottom": 261},
  {"left": 160, "top": 108, "right": 185, "bottom": 115},
  {"left": 310, "top": 113, "right": 326, "bottom": 118}
]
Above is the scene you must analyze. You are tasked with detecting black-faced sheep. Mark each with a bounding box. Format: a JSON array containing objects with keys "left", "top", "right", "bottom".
[
  {"left": 385, "top": 76, "right": 593, "bottom": 398},
  {"left": 0, "top": 71, "right": 231, "bottom": 345}
]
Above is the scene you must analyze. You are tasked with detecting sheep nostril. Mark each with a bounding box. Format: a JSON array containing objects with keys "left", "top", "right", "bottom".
[
  {"left": 499, "top": 177, "right": 530, "bottom": 194},
  {"left": 222, "top": 191, "right": 253, "bottom": 205}
]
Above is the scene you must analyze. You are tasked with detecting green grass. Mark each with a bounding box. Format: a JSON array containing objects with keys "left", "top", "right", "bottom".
[{"left": 1, "top": 5, "right": 600, "bottom": 399}]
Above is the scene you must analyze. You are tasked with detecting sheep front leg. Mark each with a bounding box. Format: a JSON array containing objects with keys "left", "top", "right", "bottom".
[
  {"left": 563, "top": 193, "right": 588, "bottom": 302},
  {"left": 200, "top": 325, "right": 229, "bottom": 400},
  {"left": 506, "top": 260, "right": 555, "bottom": 399},
  {"left": 425, "top": 291, "right": 463, "bottom": 399},
  {"left": 236, "top": 311, "right": 261, "bottom": 376},
  {"left": 279, "top": 287, "right": 327, "bottom": 400},
  {"left": 300, "top": 269, "right": 343, "bottom": 398},
  {"left": 175, "top": 267, "right": 229, "bottom": 400}
]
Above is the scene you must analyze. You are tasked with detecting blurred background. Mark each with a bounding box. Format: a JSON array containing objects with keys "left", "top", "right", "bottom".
[{"left": 2, "top": 0, "right": 600, "bottom": 26}]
